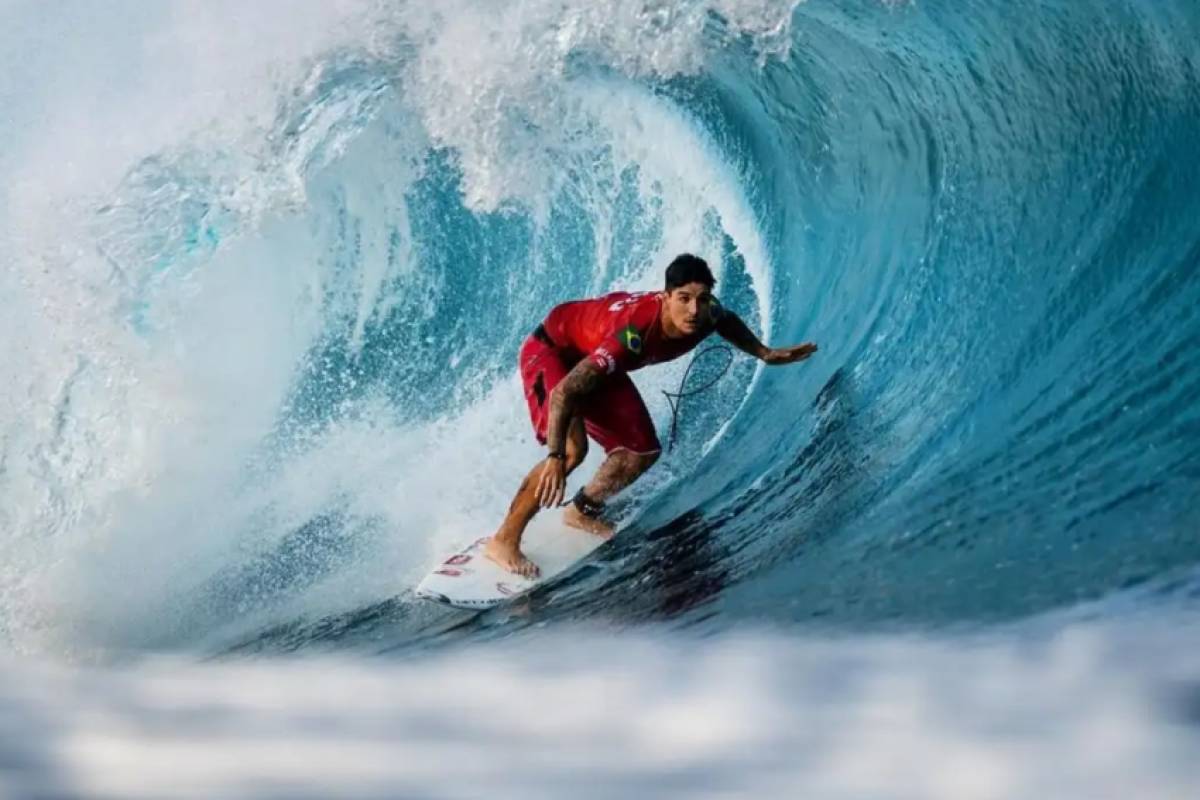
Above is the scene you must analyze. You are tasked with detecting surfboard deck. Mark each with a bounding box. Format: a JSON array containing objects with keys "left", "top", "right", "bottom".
[{"left": 415, "top": 516, "right": 607, "bottom": 609}]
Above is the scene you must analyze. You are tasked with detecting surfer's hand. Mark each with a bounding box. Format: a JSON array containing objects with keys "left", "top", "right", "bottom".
[
  {"left": 536, "top": 456, "right": 567, "bottom": 508},
  {"left": 764, "top": 342, "right": 817, "bottom": 365}
]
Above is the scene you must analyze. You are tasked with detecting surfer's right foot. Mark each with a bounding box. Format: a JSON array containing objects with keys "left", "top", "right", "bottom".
[
  {"left": 562, "top": 504, "right": 615, "bottom": 539},
  {"left": 484, "top": 536, "right": 541, "bottom": 579}
]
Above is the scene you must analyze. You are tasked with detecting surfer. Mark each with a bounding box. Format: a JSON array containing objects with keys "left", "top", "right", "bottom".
[{"left": 485, "top": 253, "right": 818, "bottom": 577}]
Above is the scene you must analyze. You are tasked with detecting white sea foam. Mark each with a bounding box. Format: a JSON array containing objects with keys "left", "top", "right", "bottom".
[
  {"left": 0, "top": 0, "right": 793, "bottom": 655},
  {"left": 1, "top": 616, "right": 1197, "bottom": 800}
]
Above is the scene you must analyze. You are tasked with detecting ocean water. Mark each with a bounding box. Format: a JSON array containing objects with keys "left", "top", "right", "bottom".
[{"left": 1, "top": 0, "right": 1199, "bottom": 796}]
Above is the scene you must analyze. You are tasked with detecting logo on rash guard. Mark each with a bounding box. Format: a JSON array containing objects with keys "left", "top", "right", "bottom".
[
  {"left": 620, "top": 325, "right": 643, "bottom": 354},
  {"left": 594, "top": 347, "right": 617, "bottom": 373},
  {"left": 608, "top": 293, "right": 650, "bottom": 313}
]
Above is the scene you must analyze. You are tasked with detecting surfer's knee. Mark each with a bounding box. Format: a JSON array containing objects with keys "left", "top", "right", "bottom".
[
  {"left": 636, "top": 449, "right": 660, "bottom": 473},
  {"left": 565, "top": 439, "right": 588, "bottom": 472},
  {"left": 618, "top": 448, "right": 659, "bottom": 476},
  {"left": 565, "top": 421, "right": 588, "bottom": 472}
]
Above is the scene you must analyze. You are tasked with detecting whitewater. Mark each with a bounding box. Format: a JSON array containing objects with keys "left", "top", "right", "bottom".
[{"left": 1, "top": 0, "right": 1199, "bottom": 797}]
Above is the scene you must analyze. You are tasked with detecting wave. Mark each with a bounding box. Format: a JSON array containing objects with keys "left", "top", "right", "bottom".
[
  {"left": 3, "top": 1, "right": 1200, "bottom": 796},
  {"left": 0, "top": 0, "right": 1198, "bottom": 664}
]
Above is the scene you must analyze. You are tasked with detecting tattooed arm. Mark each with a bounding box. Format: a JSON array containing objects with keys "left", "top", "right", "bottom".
[
  {"left": 545, "top": 359, "right": 607, "bottom": 455},
  {"left": 536, "top": 358, "right": 607, "bottom": 508}
]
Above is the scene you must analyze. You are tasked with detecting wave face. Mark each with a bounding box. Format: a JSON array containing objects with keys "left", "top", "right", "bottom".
[
  {"left": 2, "top": 0, "right": 1200, "bottom": 659},
  {"left": 3, "top": 1, "right": 1200, "bottom": 796}
]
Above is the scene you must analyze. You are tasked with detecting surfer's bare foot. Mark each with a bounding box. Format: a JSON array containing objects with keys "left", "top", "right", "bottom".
[
  {"left": 484, "top": 537, "right": 541, "bottom": 578},
  {"left": 562, "top": 504, "right": 615, "bottom": 539}
]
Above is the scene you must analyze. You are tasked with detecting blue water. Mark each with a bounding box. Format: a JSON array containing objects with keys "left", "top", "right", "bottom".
[
  {"left": 1, "top": 0, "right": 1199, "bottom": 795},
  {"left": 223, "top": 0, "right": 1200, "bottom": 650}
]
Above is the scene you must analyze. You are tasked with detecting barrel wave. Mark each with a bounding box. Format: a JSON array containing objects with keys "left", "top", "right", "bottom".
[{"left": 1, "top": 0, "right": 1199, "bottom": 796}]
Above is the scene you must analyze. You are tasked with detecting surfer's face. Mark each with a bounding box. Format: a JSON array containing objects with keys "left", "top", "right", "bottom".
[{"left": 663, "top": 282, "right": 714, "bottom": 336}]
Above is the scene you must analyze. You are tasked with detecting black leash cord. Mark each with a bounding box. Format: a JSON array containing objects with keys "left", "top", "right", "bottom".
[{"left": 661, "top": 345, "right": 735, "bottom": 453}]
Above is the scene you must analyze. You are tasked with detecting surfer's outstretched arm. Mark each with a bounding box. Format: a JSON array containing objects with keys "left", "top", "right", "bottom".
[
  {"left": 714, "top": 312, "right": 770, "bottom": 359},
  {"left": 716, "top": 313, "right": 818, "bottom": 366}
]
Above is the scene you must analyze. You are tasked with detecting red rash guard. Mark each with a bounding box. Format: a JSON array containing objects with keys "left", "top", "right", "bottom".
[
  {"left": 541, "top": 291, "right": 722, "bottom": 375},
  {"left": 518, "top": 290, "right": 723, "bottom": 455}
]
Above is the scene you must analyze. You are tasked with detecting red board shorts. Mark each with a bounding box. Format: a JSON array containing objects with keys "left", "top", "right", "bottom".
[{"left": 519, "top": 334, "right": 662, "bottom": 456}]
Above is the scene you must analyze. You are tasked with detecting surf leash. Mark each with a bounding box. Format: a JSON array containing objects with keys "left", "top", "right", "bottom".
[{"left": 661, "top": 344, "right": 734, "bottom": 454}]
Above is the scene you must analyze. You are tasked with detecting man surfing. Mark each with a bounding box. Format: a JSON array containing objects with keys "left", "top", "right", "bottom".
[{"left": 485, "top": 253, "right": 818, "bottom": 577}]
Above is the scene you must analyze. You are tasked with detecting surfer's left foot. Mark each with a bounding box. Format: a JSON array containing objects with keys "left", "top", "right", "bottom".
[
  {"left": 562, "top": 504, "right": 615, "bottom": 539},
  {"left": 484, "top": 536, "right": 541, "bottom": 579}
]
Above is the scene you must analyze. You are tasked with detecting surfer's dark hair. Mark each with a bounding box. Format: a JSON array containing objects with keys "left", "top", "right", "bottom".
[{"left": 665, "top": 253, "right": 715, "bottom": 290}]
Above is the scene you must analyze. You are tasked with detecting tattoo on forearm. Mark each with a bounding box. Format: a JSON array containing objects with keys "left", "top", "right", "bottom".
[
  {"left": 546, "top": 361, "right": 605, "bottom": 452},
  {"left": 561, "top": 360, "right": 607, "bottom": 396}
]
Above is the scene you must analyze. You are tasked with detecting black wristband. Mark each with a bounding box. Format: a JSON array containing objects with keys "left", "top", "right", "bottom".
[{"left": 547, "top": 450, "right": 566, "bottom": 461}]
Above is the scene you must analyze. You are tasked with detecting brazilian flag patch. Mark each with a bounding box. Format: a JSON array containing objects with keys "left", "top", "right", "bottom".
[{"left": 620, "top": 324, "right": 643, "bottom": 354}]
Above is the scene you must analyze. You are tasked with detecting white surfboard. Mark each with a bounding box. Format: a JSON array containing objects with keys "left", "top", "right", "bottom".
[{"left": 415, "top": 517, "right": 608, "bottom": 609}]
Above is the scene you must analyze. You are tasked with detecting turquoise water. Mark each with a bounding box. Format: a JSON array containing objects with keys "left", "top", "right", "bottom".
[
  {"left": 0, "top": 1, "right": 1198, "bottom": 794},
  {"left": 3, "top": 0, "right": 1199, "bottom": 651}
]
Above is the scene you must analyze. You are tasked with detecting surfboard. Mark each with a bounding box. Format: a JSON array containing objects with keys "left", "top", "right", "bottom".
[{"left": 415, "top": 516, "right": 608, "bottom": 609}]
